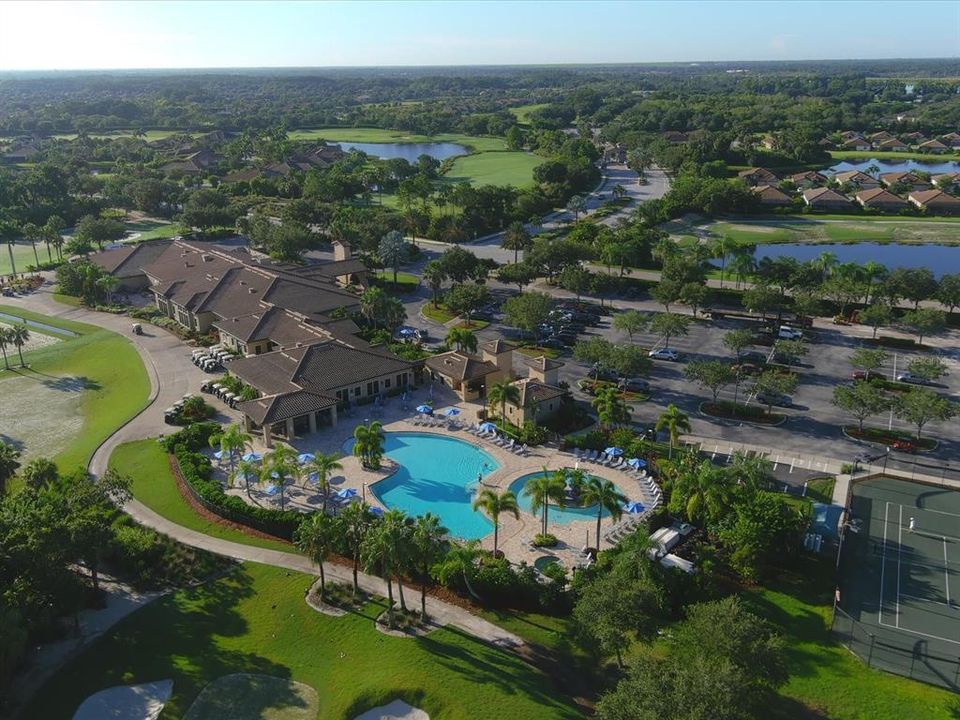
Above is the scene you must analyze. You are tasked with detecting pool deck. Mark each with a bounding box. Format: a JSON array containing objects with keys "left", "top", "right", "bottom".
[{"left": 217, "top": 390, "right": 661, "bottom": 567}]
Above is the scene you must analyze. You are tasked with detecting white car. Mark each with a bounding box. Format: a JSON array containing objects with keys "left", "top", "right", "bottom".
[
  {"left": 778, "top": 326, "right": 803, "bottom": 340},
  {"left": 649, "top": 348, "right": 680, "bottom": 361}
]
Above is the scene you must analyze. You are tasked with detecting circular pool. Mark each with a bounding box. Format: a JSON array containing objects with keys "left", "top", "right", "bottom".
[
  {"left": 534, "top": 555, "right": 560, "bottom": 573},
  {"left": 508, "top": 469, "right": 611, "bottom": 525}
]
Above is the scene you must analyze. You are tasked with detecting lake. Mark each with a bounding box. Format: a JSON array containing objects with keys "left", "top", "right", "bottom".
[
  {"left": 740, "top": 242, "right": 960, "bottom": 278},
  {"left": 333, "top": 141, "right": 468, "bottom": 162},
  {"left": 827, "top": 158, "right": 960, "bottom": 175}
]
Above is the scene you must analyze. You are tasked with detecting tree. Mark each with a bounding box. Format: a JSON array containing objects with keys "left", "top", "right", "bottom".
[
  {"left": 573, "top": 573, "right": 645, "bottom": 668},
  {"left": 650, "top": 279, "right": 681, "bottom": 312},
  {"left": 849, "top": 347, "right": 889, "bottom": 375},
  {"left": 353, "top": 420, "right": 385, "bottom": 469},
  {"left": 581, "top": 477, "right": 626, "bottom": 550},
  {"left": 73, "top": 214, "right": 125, "bottom": 251},
  {"left": 936, "top": 273, "right": 960, "bottom": 313},
  {"left": 558, "top": 264, "right": 593, "bottom": 303},
  {"left": 670, "top": 459, "right": 733, "bottom": 524},
  {"left": 496, "top": 261, "right": 538, "bottom": 292},
  {"left": 719, "top": 492, "right": 806, "bottom": 582},
  {"left": 656, "top": 404, "right": 690, "bottom": 459},
  {"left": 832, "top": 381, "right": 891, "bottom": 433},
  {"left": 612, "top": 310, "right": 648, "bottom": 341},
  {"left": 8, "top": 324, "right": 29, "bottom": 367},
  {"left": 900, "top": 308, "right": 946, "bottom": 345},
  {"left": 20, "top": 457, "right": 57, "bottom": 490},
  {"left": 889, "top": 267, "right": 938, "bottom": 309},
  {"left": 679, "top": 281, "right": 709, "bottom": 317},
  {"left": 443, "top": 283, "right": 489, "bottom": 325},
  {"left": 0, "top": 327, "right": 11, "bottom": 371},
  {"left": 295, "top": 512, "right": 338, "bottom": 600},
  {"left": 472, "top": 489, "right": 520, "bottom": 557},
  {"left": 858, "top": 303, "right": 892, "bottom": 339},
  {"left": 43, "top": 216, "right": 65, "bottom": 261},
  {"left": 592, "top": 386, "right": 632, "bottom": 429},
  {"left": 338, "top": 501, "right": 374, "bottom": 597},
  {"left": 684, "top": 360, "right": 736, "bottom": 403},
  {"left": 381, "top": 508, "right": 413, "bottom": 613},
  {"left": 649, "top": 312, "right": 690, "bottom": 349},
  {"left": 722, "top": 328, "right": 754, "bottom": 361},
  {"left": 0, "top": 441, "right": 21, "bottom": 494},
  {"left": 742, "top": 283, "right": 779, "bottom": 320},
  {"left": 524, "top": 468, "right": 566, "bottom": 536},
  {"left": 209, "top": 423, "right": 250, "bottom": 477},
  {"left": 774, "top": 338, "right": 808, "bottom": 367},
  {"left": 305, "top": 452, "right": 343, "bottom": 513},
  {"left": 433, "top": 540, "right": 482, "bottom": 601},
  {"left": 260, "top": 445, "right": 297, "bottom": 510},
  {"left": 753, "top": 371, "right": 798, "bottom": 414},
  {"left": 411, "top": 512, "right": 448, "bottom": 619},
  {"left": 566, "top": 194, "right": 587, "bottom": 221},
  {"left": 378, "top": 229, "right": 407, "bottom": 285},
  {"left": 445, "top": 327, "right": 478, "bottom": 354},
  {"left": 502, "top": 291, "right": 552, "bottom": 342},
  {"left": 608, "top": 344, "right": 652, "bottom": 378},
  {"left": 895, "top": 388, "right": 956, "bottom": 440},
  {"left": 501, "top": 221, "right": 532, "bottom": 263},
  {"left": 907, "top": 357, "right": 948, "bottom": 383},
  {"left": 487, "top": 380, "right": 520, "bottom": 430},
  {"left": 422, "top": 259, "right": 446, "bottom": 307},
  {"left": 362, "top": 518, "right": 398, "bottom": 626},
  {"left": 438, "top": 246, "right": 479, "bottom": 284}
]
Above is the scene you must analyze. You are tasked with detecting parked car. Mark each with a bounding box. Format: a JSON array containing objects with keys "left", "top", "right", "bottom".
[
  {"left": 649, "top": 348, "right": 680, "bottom": 361},
  {"left": 741, "top": 351, "right": 768, "bottom": 365},
  {"left": 896, "top": 372, "right": 930, "bottom": 385},
  {"left": 852, "top": 370, "right": 883, "bottom": 381},
  {"left": 621, "top": 378, "right": 651, "bottom": 393},
  {"left": 756, "top": 391, "right": 792, "bottom": 407},
  {"left": 592, "top": 365, "right": 620, "bottom": 381},
  {"left": 778, "top": 326, "right": 803, "bottom": 340}
]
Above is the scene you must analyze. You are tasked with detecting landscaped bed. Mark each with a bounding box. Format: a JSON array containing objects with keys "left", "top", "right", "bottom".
[
  {"left": 842, "top": 425, "right": 936, "bottom": 452},
  {"left": 700, "top": 400, "right": 786, "bottom": 425}
]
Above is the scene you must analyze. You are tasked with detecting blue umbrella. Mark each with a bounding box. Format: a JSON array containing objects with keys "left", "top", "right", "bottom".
[
  {"left": 297, "top": 452, "right": 316, "bottom": 465},
  {"left": 399, "top": 327, "right": 415, "bottom": 337},
  {"left": 479, "top": 421, "right": 497, "bottom": 433},
  {"left": 242, "top": 452, "right": 262, "bottom": 463},
  {"left": 416, "top": 404, "right": 433, "bottom": 414},
  {"left": 444, "top": 407, "right": 461, "bottom": 417},
  {"left": 213, "top": 450, "right": 225, "bottom": 460},
  {"left": 337, "top": 487, "right": 358, "bottom": 499},
  {"left": 627, "top": 457, "right": 647, "bottom": 469},
  {"left": 307, "top": 472, "right": 319, "bottom": 484},
  {"left": 623, "top": 500, "right": 645, "bottom": 514},
  {"left": 264, "top": 484, "right": 279, "bottom": 496},
  {"left": 370, "top": 506, "right": 385, "bottom": 517},
  {"left": 605, "top": 446, "right": 624, "bottom": 457}
]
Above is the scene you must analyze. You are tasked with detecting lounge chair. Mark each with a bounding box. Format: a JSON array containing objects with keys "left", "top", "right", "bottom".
[
  {"left": 597, "top": 452, "right": 609, "bottom": 465},
  {"left": 609, "top": 457, "right": 623, "bottom": 469},
  {"left": 587, "top": 449, "right": 599, "bottom": 462},
  {"left": 572, "top": 447, "right": 582, "bottom": 459},
  {"left": 505, "top": 438, "right": 516, "bottom": 450}
]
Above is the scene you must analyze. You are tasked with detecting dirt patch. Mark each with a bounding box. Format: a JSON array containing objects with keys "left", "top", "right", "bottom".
[
  {"left": 0, "top": 370, "right": 85, "bottom": 460},
  {"left": 0, "top": 320, "right": 61, "bottom": 354}
]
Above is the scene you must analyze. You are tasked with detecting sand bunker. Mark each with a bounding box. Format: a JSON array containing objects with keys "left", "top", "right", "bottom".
[
  {"left": 73, "top": 679, "right": 173, "bottom": 720},
  {"left": 353, "top": 699, "right": 430, "bottom": 720}
]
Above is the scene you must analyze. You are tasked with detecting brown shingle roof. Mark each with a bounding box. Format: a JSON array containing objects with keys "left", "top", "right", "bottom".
[
  {"left": 237, "top": 390, "right": 336, "bottom": 426},
  {"left": 880, "top": 171, "right": 926, "bottom": 186},
  {"left": 752, "top": 184, "right": 792, "bottom": 205},
  {"left": 834, "top": 171, "right": 877, "bottom": 186},
  {"left": 512, "top": 379, "right": 566, "bottom": 407},
  {"left": 908, "top": 190, "right": 960, "bottom": 209},
  {"left": 90, "top": 239, "right": 174, "bottom": 276},
  {"left": 480, "top": 338, "right": 510, "bottom": 355},
  {"left": 522, "top": 355, "right": 564, "bottom": 372},
  {"left": 855, "top": 188, "right": 908, "bottom": 208},
  {"left": 803, "top": 188, "right": 852, "bottom": 207},
  {"left": 425, "top": 351, "right": 499, "bottom": 382}
]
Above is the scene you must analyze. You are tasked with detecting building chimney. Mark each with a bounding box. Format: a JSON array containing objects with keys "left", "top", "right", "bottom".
[{"left": 332, "top": 240, "right": 351, "bottom": 262}]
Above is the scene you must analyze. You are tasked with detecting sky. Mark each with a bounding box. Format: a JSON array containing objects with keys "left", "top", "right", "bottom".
[{"left": 0, "top": 0, "right": 957, "bottom": 71}]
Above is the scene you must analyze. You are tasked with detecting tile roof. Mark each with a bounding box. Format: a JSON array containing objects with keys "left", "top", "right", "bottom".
[
  {"left": 90, "top": 239, "right": 173, "bottom": 275},
  {"left": 480, "top": 338, "right": 510, "bottom": 355},
  {"left": 855, "top": 188, "right": 908, "bottom": 207},
  {"left": 752, "top": 184, "right": 792, "bottom": 204},
  {"left": 803, "top": 187, "right": 852, "bottom": 206},
  {"left": 425, "top": 351, "right": 499, "bottom": 382},
  {"left": 880, "top": 171, "right": 926, "bottom": 186},
  {"left": 522, "top": 355, "right": 564, "bottom": 372},
  {"left": 512, "top": 378, "right": 566, "bottom": 407},
  {"left": 237, "top": 390, "right": 336, "bottom": 426},
  {"left": 834, "top": 170, "right": 877, "bottom": 185},
  {"left": 909, "top": 190, "right": 960, "bottom": 207}
]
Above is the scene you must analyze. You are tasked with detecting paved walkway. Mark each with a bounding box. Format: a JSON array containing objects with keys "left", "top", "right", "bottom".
[{"left": 3, "top": 282, "right": 523, "bottom": 649}]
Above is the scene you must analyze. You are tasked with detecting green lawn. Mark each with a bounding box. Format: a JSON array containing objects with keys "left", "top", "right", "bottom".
[
  {"left": 125, "top": 220, "right": 182, "bottom": 242},
  {"left": 829, "top": 149, "right": 960, "bottom": 162},
  {"left": 701, "top": 218, "right": 960, "bottom": 246},
  {"left": 373, "top": 270, "right": 420, "bottom": 294},
  {"left": 110, "top": 439, "right": 294, "bottom": 554},
  {"left": 52, "top": 129, "right": 197, "bottom": 141},
  {"left": 421, "top": 303, "right": 457, "bottom": 325},
  {"left": 443, "top": 151, "right": 543, "bottom": 188},
  {"left": 0, "top": 306, "right": 150, "bottom": 471},
  {"left": 1, "top": 242, "right": 45, "bottom": 275},
  {"left": 22, "top": 563, "right": 579, "bottom": 720},
  {"left": 509, "top": 104, "right": 550, "bottom": 125}
]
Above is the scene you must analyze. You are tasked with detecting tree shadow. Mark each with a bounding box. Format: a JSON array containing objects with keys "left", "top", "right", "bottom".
[{"left": 0, "top": 433, "right": 25, "bottom": 451}]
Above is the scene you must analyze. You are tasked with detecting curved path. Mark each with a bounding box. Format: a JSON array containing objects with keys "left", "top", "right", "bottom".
[{"left": 4, "top": 284, "right": 522, "bottom": 648}]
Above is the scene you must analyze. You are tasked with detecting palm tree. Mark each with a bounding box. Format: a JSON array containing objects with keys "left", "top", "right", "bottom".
[
  {"left": 422, "top": 260, "right": 446, "bottom": 308},
  {"left": 362, "top": 520, "right": 397, "bottom": 626},
  {"left": 295, "top": 512, "right": 338, "bottom": 600},
  {"left": 445, "top": 327, "right": 477, "bottom": 354},
  {"left": 9, "top": 324, "right": 29, "bottom": 367},
  {"left": 501, "top": 221, "right": 532, "bottom": 263},
  {"left": 678, "top": 460, "right": 734, "bottom": 524},
  {"left": 383, "top": 507, "right": 412, "bottom": 612},
  {"left": 523, "top": 468, "right": 566, "bottom": 536},
  {"left": 581, "top": 477, "right": 627, "bottom": 549},
  {"left": 472, "top": 489, "right": 520, "bottom": 557},
  {"left": 234, "top": 458, "right": 258, "bottom": 494},
  {"left": 710, "top": 236, "right": 730, "bottom": 289},
  {"left": 261, "top": 444, "right": 297, "bottom": 509},
  {"left": 378, "top": 229, "right": 407, "bottom": 286},
  {"left": 433, "top": 540, "right": 482, "bottom": 601},
  {"left": 656, "top": 404, "right": 691, "bottom": 460},
  {"left": 592, "top": 386, "right": 631, "bottom": 430},
  {"left": 487, "top": 379, "right": 520, "bottom": 431},
  {"left": 566, "top": 194, "right": 587, "bottom": 221},
  {"left": 0, "top": 441, "right": 21, "bottom": 495},
  {"left": 305, "top": 452, "right": 342, "bottom": 512},
  {"left": 813, "top": 251, "right": 839, "bottom": 282},
  {"left": 210, "top": 423, "right": 251, "bottom": 477},
  {"left": 0, "top": 327, "right": 11, "bottom": 370},
  {"left": 411, "top": 512, "right": 448, "bottom": 619},
  {"left": 730, "top": 248, "right": 757, "bottom": 290},
  {"left": 22, "top": 223, "right": 40, "bottom": 268},
  {"left": 353, "top": 420, "right": 385, "bottom": 469},
  {"left": 338, "top": 501, "right": 375, "bottom": 597}
]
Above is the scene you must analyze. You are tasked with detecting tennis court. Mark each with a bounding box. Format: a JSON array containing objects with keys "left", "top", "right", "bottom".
[{"left": 835, "top": 476, "right": 960, "bottom": 690}]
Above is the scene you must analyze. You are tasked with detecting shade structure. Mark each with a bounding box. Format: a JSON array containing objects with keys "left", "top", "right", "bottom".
[
  {"left": 626, "top": 457, "right": 647, "bottom": 469},
  {"left": 370, "top": 506, "right": 385, "bottom": 517},
  {"left": 297, "top": 452, "right": 316, "bottom": 465},
  {"left": 443, "top": 407, "right": 461, "bottom": 417},
  {"left": 479, "top": 421, "right": 497, "bottom": 433},
  {"left": 214, "top": 449, "right": 236, "bottom": 461},
  {"left": 242, "top": 452, "right": 262, "bottom": 463},
  {"left": 605, "top": 447, "right": 624, "bottom": 457},
  {"left": 337, "top": 487, "right": 358, "bottom": 499},
  {"left": 623, "top": 500, "right": 645, "bottom": 514},
  {"left": 416, "top": 404, "right": 433, "bottom": 414}
]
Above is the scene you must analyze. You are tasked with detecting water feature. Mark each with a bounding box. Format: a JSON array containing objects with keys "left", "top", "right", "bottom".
[
  {"left": 333, "top": 141, "right": 468, "bottom": 162},
  {"left": 827, "top": 158, "right": 960, "bottom": 176},
  {"left": 740, "top": 242, "right": 960, "bottom": 278},
  {"left": 0, "top": 311, "right": 77, "bottom": 337},
  {"left": 508, "top": 470, "right": 614, "bottom": 525}
]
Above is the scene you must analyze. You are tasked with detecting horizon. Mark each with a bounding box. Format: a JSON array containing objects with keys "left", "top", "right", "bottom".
[{"left": 1, "top": 0, "right": 958, "bottom": 71}]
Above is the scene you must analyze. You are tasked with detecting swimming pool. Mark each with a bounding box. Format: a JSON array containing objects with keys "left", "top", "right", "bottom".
[
  {"left": 347, "top": 432, "right": 500, "bottom": 540},
  {"left": 508, "top": 469, "right": 611, "bottom": 525}
]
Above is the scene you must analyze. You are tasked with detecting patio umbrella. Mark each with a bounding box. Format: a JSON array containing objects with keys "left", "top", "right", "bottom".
[
  {"left": 443, "top": 407, "right": 461, "bottom": 417},
  {"left": 213, "top": 450, "right": 225, "bottom": 461},
  {"left": 297, "top": 452, "right": 316, "bottom": 465},
  {"left": 370, "top": 506, "right": 385, "bottom": 517},
  {"left": 307, "top": 472, "right": 319, "bottom": 484},
  {"left": 479, "top": 421, "right": 497, "bottom": 433},
  {"left": 416, "top": 404, "right": 433, "bottom": 414},
  {"left": 623, "top": 500, "right": 645, "bottom": 514},
  {"left": 337, "top": 487, "right": 358, "bottom": 499},
  {"left": 605, "top": 446, "right": 624, "bottom": 457},
  {"left": 627, "top": 457, "right": 647, "bottom": 469},
  {"left": 242, "top": 452, "right": 262, "bottom": 463}
]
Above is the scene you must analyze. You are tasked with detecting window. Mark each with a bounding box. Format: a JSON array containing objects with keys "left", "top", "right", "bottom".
[
  {"left": 353, "top": 386, "right": 361, "bottom": 397},
  {"left": 397, "top": 373, "right": 408, "bottom": 387},
  {"left": 384, "top": 378, "right": 391, "bottom": 389}
]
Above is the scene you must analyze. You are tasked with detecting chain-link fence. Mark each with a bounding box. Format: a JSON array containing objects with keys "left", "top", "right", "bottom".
[{"left": 832, "top": 605, "right": 960, "bottom": 691}]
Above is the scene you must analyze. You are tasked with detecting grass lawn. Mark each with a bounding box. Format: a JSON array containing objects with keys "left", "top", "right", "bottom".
[
  {"left": 0, "top": 306, "right": 149, "bottom": 471},
  {"left": 125, "top": 220, "right": 182, "bottom": 242},
  {"left": 829, "top": 150, "right": 960, "bottom": 162},
  {"left": 372, "top": 270, "right": 420, "bottom": 294},
  {"left": 742, "top": 556, "right": 959, "bottom": 720},
  {"left": 22, "top": 563, "right": 579, "bottom": 720},
  {"left": 0, "top": 242, "right": 44, "bottom": 275},
  {"left": 110, "top": 439, "right": 294, "bottom": 554},
  {"left": 701, "top": 218, "right": 960, "bottom": 246},
  {"left": 803, "top": 476, "right": 836, "bottom": 504},
  {"left": 508, "top": 104, "right": 550, "bottom": 125},
  {"left": 421, "top": 303, "right": 457, "bottom": 325},
  {"left": 510, "top": 344, "right": 563, "bottom": 360},
  {"left": 443, "top": 151, "right": 542, "bottom": 188}
]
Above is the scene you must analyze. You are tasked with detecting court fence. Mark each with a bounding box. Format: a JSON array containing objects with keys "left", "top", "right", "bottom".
[{"left": 831, "top": 604, "right": 960, "bottom": 691}]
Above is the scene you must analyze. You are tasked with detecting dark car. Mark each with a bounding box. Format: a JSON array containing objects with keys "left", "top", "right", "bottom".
[
  {"left": 621, "top": 378, "right": 651, "bottom": 393},
  {"left": 592, "top": 366, "right": 619, "bottom": 381},
  {"left": 741, "top": 351, "right": 768, "bottom": 365},
  {"left": 756, "top": 391, "right": 792, "bottom": 407},
  {"left": 852, "top": 370, "right": 882, "bottom": 381}
]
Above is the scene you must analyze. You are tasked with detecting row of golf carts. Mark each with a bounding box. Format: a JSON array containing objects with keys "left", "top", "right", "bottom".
[
  {"left": 191, "top": 345, "right": 236, "bottom": 372},
  {"left": 200, "top": 379, "right": 242, "bottom": 409}
]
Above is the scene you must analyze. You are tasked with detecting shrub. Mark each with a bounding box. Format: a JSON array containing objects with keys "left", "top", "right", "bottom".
[
  {"left": 160, "top": 422, "right": 219, "bottom": 452},
  {"left": 533, "top": 533, "right": 558, "bottom": 547}
]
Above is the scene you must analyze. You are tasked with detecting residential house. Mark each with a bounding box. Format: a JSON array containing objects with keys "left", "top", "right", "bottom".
[
  {"left": 855, "top": 188, "right": 909, "bottom": 212},
  {"left": 159, "top": 149, "right": 220, "bottom": 175},
  {"left": 752, "top": 185, "right": 792, "bottom": 207},
  {"left": 500, "top": 356, "right": 567, "bottom": 427},
  {"left": 833, "top": 170, "right": 880, "bottom": 191},
  {"left": 933, "top": 172, "right": 960, "bottom": 190},
  {"left": 918, "top": 139, "right": 950, "bottom": 155},
  {"left": 803, "top": 187, "right": 853, "bottom": 211},
  {"left": 876, "top": 138, "right": 909, "bottom": 153},
  {"left": 840, "top": 138, "right": 871, "bottom": 152},
  {"left": 89, "top": 239, "right": 176, "bottom": 291},
  {"left": 938, "top": 132, "right": 960, "bottom": 149},
  {"left": 902, "top": 132, "right": 928, "bottom": 144},
  {"left": 424, "top": 338, "right": 512, "bottom": 402},
  {"left": 2, "top": 143, "right": 40, "bottom": 163},
  {"left": 908, "top": 190, "right": 960, "bottom": 215},
  {"left": 737, "top": 167, "right": 780, "bottom": 187},
  {"left": 880, "top": 171, "right": 931, "bottom": 192},
  {"left": 789, "top": 171, "right": 827, "bottom": 189},
  {"left": 869, "top": 131, "right": 895, "bottom": 145}
]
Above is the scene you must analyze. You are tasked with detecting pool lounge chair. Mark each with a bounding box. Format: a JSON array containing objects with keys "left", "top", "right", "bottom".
[
  {"left": 609, "top": 457, "right": 624, "bottom": 469},
  {"left": 572, "top": 447, "right": 582, "bottom": 458},
  {"left": 587, "top": 449, "right": 599, "bottom": 462},
  {"left": 596, "top": 452, "right": 609, "bottom": 465}
]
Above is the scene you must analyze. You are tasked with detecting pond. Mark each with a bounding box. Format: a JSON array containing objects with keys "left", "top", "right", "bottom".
[
  {"left": 333, "top": 141, "right": 468, "bottom": 162},
  {"left": 827, "top": 158, "right": 960, "bottom": 175},
  {"left": 741, "top": 242, "right": 960, "bottom": 277}
]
